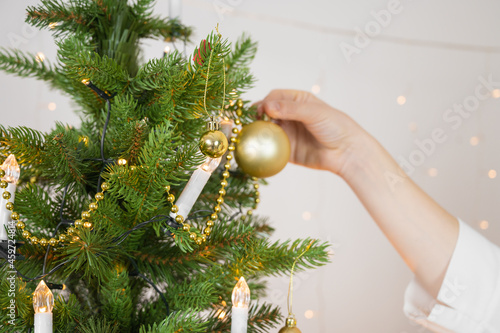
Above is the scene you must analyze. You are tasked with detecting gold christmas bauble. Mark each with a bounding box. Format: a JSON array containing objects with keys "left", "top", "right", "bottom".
[
  {"left": 278, "top": 316, "right": 302, "bottom": 333},
  {"left": 278, "top": 327, "right": 302, "bottom": 333},
  {"left": 199, "top": 130, "right": 229, "bottom": 158},
  {"left": 234, "top": 120, "right": 290, "bottom": 178}
]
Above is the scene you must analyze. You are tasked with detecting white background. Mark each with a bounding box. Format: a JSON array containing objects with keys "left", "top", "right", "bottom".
[{"left": 1, "top": 1, "right": 500, "bottom": 332}]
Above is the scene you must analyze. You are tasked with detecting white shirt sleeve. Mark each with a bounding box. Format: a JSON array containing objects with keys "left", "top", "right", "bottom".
[{"left": 404, "top": 219, "right": 500, "bottom": 333}]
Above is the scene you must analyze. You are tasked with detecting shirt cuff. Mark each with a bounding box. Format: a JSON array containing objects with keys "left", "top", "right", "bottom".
[{"left": 404, "top": 219, "right": 500, "bottom": 333}]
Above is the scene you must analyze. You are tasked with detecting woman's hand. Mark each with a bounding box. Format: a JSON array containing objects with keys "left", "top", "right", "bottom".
[{"left": 257, "top": 89, "right": 371, "bottom": 176}]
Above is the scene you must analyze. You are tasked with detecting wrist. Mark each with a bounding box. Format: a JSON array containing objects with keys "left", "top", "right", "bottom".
[{"left": 337, "top": 131, "right": 398, "bottom": 187}]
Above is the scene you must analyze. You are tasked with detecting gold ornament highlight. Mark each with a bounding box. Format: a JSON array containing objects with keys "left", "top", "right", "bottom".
[{"left": 235, "top": 120, "right": 290, "bottom": 178}]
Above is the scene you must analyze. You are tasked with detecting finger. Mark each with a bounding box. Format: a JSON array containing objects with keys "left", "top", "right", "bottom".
[
  {"left": 262, "top": 89, "right": 314, "bottom": 103},
  {"left": 259, "top": 99, "right": 326, "bottom": 125}
]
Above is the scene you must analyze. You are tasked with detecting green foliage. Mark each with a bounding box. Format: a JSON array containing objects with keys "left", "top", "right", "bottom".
[
  {"left": 0, "top": 0, "right": 331, "bottom": 332},
  {"left": 78, "top": 316, "right": 119, "bottom": 333},
  {"left": 53, "top": 294, "right": 82, "bottom": 333}
]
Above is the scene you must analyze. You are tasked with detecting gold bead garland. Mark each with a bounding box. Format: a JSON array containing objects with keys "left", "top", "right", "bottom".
[{"left": 0, "top": 166, "right": 114, "bottom": 249}]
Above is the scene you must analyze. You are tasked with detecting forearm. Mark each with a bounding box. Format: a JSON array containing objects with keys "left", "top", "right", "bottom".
[{"left": 340, "top": 133, "right": 459, "bottom": 297}]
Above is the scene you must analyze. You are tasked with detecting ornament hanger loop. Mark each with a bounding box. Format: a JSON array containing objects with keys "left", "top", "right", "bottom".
[{"left": 287, "top": 240, "right": 315, "bottom": 316}]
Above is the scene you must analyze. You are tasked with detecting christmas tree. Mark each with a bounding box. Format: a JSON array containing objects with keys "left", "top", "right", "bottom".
[{"left": 0, "top": 1, "right": 330, "bottom": 332}]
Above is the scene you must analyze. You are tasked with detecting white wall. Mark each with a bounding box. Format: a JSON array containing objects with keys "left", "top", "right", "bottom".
[{"left": 2, "top": 1, "right": 500, "bottom": 332}]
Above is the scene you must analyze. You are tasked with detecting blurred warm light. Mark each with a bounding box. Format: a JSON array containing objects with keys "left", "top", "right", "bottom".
[
  {"left": 479, "top": 220, "right": 489, "bottom": 230},
  {"left": 470, "top": 136, "right": 479, "bottom": 146},
  {"left": 48, "top": 102, "right": 56, "bottom": 111},
  {"left": 396, "top": 95, "right": 406, "bottom": 105},
  {"left": 428, "top": 168, "right": 438, "bottom": 177},
  {"left": 305, "top": 310, "right": 314, "bottom": 319},
  {"left": 164, "top": 45, "right": 171, "bottom": 53},
  {"left": 408, "top": 122, "right": 418, "bottom": 133},
  {"left": 35, "top": 52, "right": 45, "bottom": 63},
  {"left": 492, "top": 89, "right": 500, "bottom": 99},
  {"left": 488, "top": 169, "right": 497, "bottom": 179},
  {"left": 302, "top": 211, "right": 312, "bottom": 221},
  {"left": 311, "top": 85, "right": 321, "bottom": 95},
  {"left": 48, "top": 22, "right": 59, "bottom": 29},
  {"left": 216, "top": 309, "right": 226, "bottom": 319}
]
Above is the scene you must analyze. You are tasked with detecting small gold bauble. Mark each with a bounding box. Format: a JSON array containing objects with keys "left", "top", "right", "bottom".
[
  {"left": 167, "top": 194, "right": 175, "bottom": 203},
  {"left": 95, "top": 192, "right": 104, "bottom": 201},
  {"left": 278, "top": 316, "right": 302, "bottom": 333},
  {"left": 101, "top": 182, "right": 110, "bottom": 191},
  {"left": 39, "top": 238, "right": 48, "bottom": 247},
  {"left": 0, "top": 170, "right": 5, "bottom": 178},
  {"left": 74, "top": 219, "right": 83, "bottom": 228},
  {"left": 16, "top": 221, "right": 25, "bottom": 229},
  {"left": 199, "top": 130, "right": 229, "bottom": 158},
  {"left": 83, "top": 222, "right": 93, "bottom": 229},
  {"left": 182, "top": 224, "right": 190, "bottom": 231},
  {"left": 189, "top": 232, "right": 197, "bottom": 240},
  {"left": 22, "top": 230, "right": 31, "bottom": 239},
  {"left": 234, "top": 120, "right": 290, "bottom": 178},
  {"left": 204, "top": 227, "right": 212, "bottom": 235},
  {"left": 48, "top": 238, "right": 57, "bottom": 247},
  {"left": 2, "top": 191, "right": 11, "bottom": 200},
  {"left": 30, "top": 236, "right": 39, "bottom": 245},
  {"left": 89, "top": 202, "right": 98, "bottom": 210},
  {"left": 72, "top": 236, "right": 80, "bottom": 242},
  {"left": 11, "top": 212, "right": 19, "bottom": 220},
  {"left": 210, "top": 213, "right": 218, "bottom": 220},
  {"left": 171, "top": 205, "right": 179, "bottom": 213},
  {"left": 67, "top": 227, "right": 75, "bottom": 235},
  {"left": 117, "top": 158, "right": 127, "bottom": 166},
  {"left": 206, "top": 220, "right": 214, "bottom": 227},
  {"left": 0, "top": 180, "right": 7, "bottom": 188},
  {"left": 175, "top": 215, "right": 184, "bottom": 223},
  {"left": 81, "top": 211, "right": 91, "bottom": 219},
  {"left": 195, "top": 237, "right": 203, "bottom": 245},
  {"left": 5, "top": 202, "right": 13, "bottom": 210},
  {"left": 59, "top": 234, "right": 67, "bottom": 242}
]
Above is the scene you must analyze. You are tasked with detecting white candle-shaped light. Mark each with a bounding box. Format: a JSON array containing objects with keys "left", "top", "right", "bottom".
[
  {"left": 171, "top": 157, "right": 221, "bottom": 219},
  {"left": 169, "top": 0, "right": 182, "bottom": 19},
  {"left": 231, "top": 276, "right": 250, "bottom": 333},
  {"left": 0, "top": 154, "right": 20, "bottom": 240},
  {"left": 33, "top": 280, "right": 54, "bottom": 333}
]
